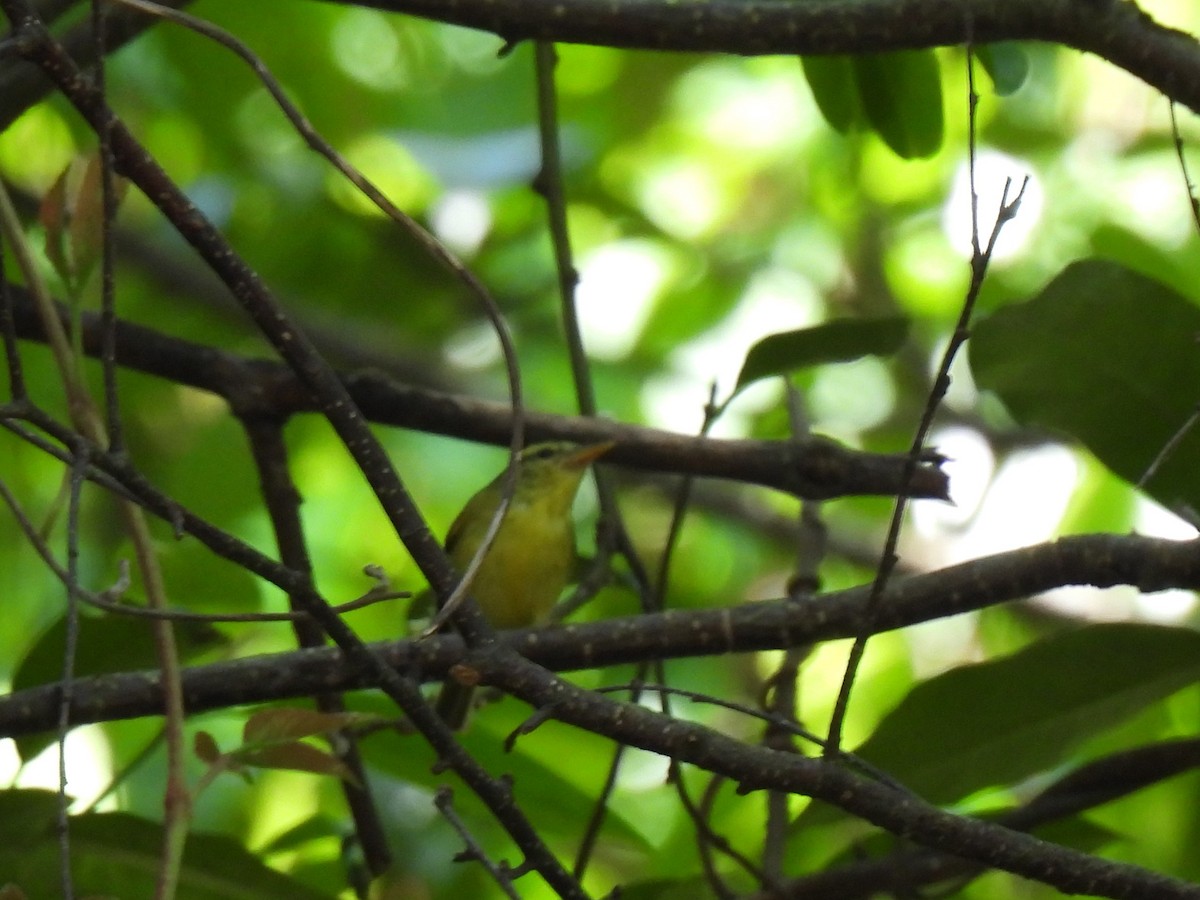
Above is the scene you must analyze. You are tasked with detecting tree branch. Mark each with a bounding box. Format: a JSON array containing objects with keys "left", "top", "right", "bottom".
[
  {"left": 4, "top": 0, "right": 1197, "bottom": 138},
  {"left": 5, "top": 282, "right": 950, "bottom": 501},
  {"left": 0, "top": 0, "right": 194, "bottom": 129},
  {"left": 3, "top": 531, "right": 1197, "bottom": 737},
  {"left": 747, "top": 738, "right": 1200, "bottom": 898},
  {"left": 485, "top": 654, "right": 1200, "bottom": 900},
  {"left": 350, "top": 0, "right": 1200, "bottom": 113}
]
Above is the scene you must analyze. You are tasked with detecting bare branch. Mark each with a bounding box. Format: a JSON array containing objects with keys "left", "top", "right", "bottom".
[{"left": 349, "top": 0, "right": 1200, "bottom": 112}]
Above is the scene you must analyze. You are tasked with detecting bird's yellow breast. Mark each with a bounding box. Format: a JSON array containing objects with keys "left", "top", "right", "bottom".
[{"left": 447, "top": 492, "right": 577, "bottom": 629}]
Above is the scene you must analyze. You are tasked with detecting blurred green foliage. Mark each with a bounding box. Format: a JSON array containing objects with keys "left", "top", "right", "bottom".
[{"left": 3, "top": 0, "right": 1200, "bottom": 897}]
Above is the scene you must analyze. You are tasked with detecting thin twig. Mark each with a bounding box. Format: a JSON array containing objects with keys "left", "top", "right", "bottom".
[
  {"left": 1169, "top": 102, "right": 1200, "bottom": 234},
  {"left": 0, "top": 215, "right": 24, "bottom": 399},
  {"left": 1, "top": 147, "right": 191, "bottom": 899},
  {"left": 434, "top": 788, "right": 523, "bottom": 900},
  {"left": 2, "top": 408, "right": 324, "bottom": 594},
  {"left": 531, "top": 40, "right": 656, "bottom": 882},
  {"left": 0, "top": 180, "right": 87, "bottom": 405},
  {"left": 1138, "top": 403, "right": 1200, "bottom": 492},
  {"left": 91, "top": 0, "right": 122, "bottom": 451},
  {"left": 1139, "top": 106, "right": 1200, "bottom": 494},
  {"left": 654, "top": 386, "right": 752, "bottom": 881},
  {"left": 0, "top": 470, "right": 402, "bottom": 623},
  {"left": 592, "top": 683, "right": 908, "bottom": 792},
  {"left": 56, "top": 448, "right": 86, "bottom": 899},
  {"left": 530, "top": 38, "right": 650, "bottom": 601},
  {"left": 825, "top": 47, "right": 1028, "bottom": 755},
  {"left": 693, "top": 775, "right": 740, "bottom": 899},
  {"left": 761, "top": 383, "right": 822, "bottom": 878},
  {"left": 573, "top": 386, "right": 723, "bottom": 876}
]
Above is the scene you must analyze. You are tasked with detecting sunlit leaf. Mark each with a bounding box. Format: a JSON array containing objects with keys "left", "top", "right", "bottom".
[
  {"left": 800, "top": 55, "right": 862, "bottom": 133},
  {"left": 976, "top": 43, "right": 1029, "bottom": 95},
  {"left": 734, "top": 316, "right": 908, "bottom": 393},
  {"left": 258, "top": 814, "right": 346, "bottom": 854},
  {"left": 854, "top": 50, "right": 944, "bottom": 159}
]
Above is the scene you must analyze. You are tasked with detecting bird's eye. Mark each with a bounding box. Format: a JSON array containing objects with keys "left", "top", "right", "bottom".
[{"left": 532, "top": 445, "right": 558, "bottom": 460}]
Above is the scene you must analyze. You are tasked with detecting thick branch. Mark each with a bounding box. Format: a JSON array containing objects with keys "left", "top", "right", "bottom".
[
  {"left": 6, "top": 283, "right": 949, "bottom": 501},
  {"left": 490, "top": 652, "right": 1200, "bottom": 899},
  {"left": 3, "top": 531, "right": 1197, "bottom": 737},
  {"left": 354, "top": 0, "right": 1200, "bottom": 114},
  {"left": 748, "top": 738, "right": 1200, "bottom": 898},
  {"left": 5, "top": 533, "right": 1199, "bottom": 896},
  {"left": 3, "top": 0, "right": 1197, "bottom": 140},
  {"left": 4, "top": 536, "right": 1198, "bottom": 898},
  {"left": 0, "top": 0, "right": 194, "bottom": 129}
]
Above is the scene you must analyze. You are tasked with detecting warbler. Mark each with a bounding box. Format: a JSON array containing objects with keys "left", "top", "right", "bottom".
[{"left": 434, "top": 440, "right": 613, "bottom": 728}]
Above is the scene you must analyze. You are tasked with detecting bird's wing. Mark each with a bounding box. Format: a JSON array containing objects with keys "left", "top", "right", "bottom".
[{"left": 444, "top": 487, "right": 496, "bottom": 559}]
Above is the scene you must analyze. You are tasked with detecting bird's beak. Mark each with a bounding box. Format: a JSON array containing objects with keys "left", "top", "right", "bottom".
[{"left": 565, "top": 441, "right": 615, "bottom": 468}]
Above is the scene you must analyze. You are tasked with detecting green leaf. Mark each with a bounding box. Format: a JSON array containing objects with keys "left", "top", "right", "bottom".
[
  {"left": 13, "top": 615, "right": 223, "bottom": 695},
  {"left": 734, "top": 317, "right": 908, "bottom": 393},
  {"left": 12, "top": 615, "right": 225, "bottom": 763},
  {"left": 800, "top": 55, "right": 862, "bottom": 133},
  {"left": 258, "top": 814, "right": 346, "bottom": 855},
  {"left": 853, "top": 50, "right": 944, "bottom": 159},
  {"left": 635, "top": 271, "right": 741, "bottom": 360},
  {"left": 0, "top": 799, "right": 335, "bottom": 899},
  {"left": 1089, "top": 224, "right": 1196, "bottom": 300},
  {"left": 855, "top": 624, "right": 1200, "bottom": 806},
  {"left": 356, "top": 693, "right": 653, "bottom": 852},
  {"left": 970, "top": 259, "right": 1200, "bottom": 512},
  {"left": 0, "top": 789, "right": 63, "bottom": 849},
  {"left": 1031, "top": 816, "right": 1120, "bottom": 853},
  {"left": 618, "top": 876, "right": 716, "bottom": 899},
  {"left": 977, "top": 43, "right": 1029, "bottom": 96}
]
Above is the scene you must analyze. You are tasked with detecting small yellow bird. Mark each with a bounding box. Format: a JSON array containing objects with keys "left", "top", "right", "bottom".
[{"left": 435, "top": 440, "right": 613, "bottom": 728}]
